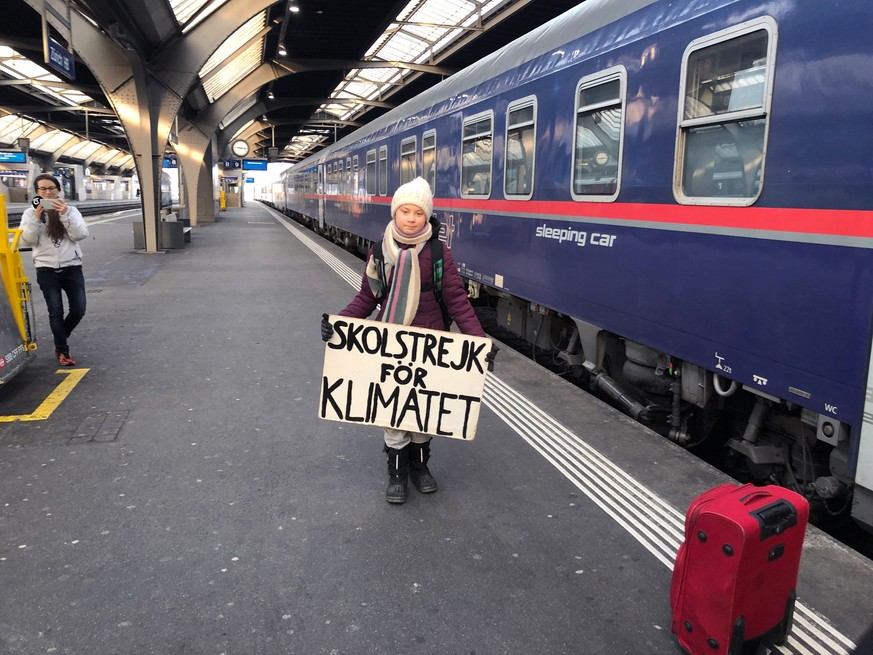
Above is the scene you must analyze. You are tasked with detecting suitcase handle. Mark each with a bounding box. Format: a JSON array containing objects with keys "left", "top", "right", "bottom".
[
  {"left": 738, "top": 490, "right": 772, "bottom": 505},
  {"left": 751, "top": 499, "right": 798, "bottom": 539}
]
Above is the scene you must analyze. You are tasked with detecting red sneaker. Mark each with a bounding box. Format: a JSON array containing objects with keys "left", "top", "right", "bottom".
[{"left": 56, "top": 351, "right": 76, "bottom": 366}]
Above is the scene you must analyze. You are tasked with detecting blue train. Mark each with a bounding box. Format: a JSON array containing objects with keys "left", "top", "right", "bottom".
[{"left": 272, "top": 0, "right": 873, "bottom": 532}]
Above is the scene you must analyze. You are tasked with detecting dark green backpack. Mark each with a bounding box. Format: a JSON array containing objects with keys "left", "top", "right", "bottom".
[{"left": 372, "top": 216, "right": 451, "bottom": 330}]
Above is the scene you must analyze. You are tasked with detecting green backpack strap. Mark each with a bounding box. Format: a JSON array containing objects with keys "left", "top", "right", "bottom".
[
  {"left": 430, "top": 237, "right": 444, "bottom": 294},
  {"left": 371, "top": 239, "right": 388, "bottom": 300},
  {"left": 429, "top": 237, "right": 452, "bottom": 330}
]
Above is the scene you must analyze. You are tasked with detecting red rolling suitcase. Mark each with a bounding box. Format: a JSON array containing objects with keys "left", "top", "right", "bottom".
[{"left": 670, "top": 483, "right": 809, "bottom": 655}]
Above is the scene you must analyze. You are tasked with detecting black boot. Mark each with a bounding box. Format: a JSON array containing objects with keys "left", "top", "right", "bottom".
[
  {"left": 385, "top": 444, "right": 410, "bottom": 504},
  {"left": 409, "top": 440, "right": 438, "bottom": 494}
]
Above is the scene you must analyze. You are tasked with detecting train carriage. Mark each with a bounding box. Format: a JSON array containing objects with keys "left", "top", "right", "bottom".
[{"left": 277, "top": 0, "right": 873, "bottom": 531}]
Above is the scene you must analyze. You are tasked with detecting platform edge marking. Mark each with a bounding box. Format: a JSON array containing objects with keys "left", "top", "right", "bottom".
[{"left": 0, "top": 368, "right": 89, "bottom": 422}]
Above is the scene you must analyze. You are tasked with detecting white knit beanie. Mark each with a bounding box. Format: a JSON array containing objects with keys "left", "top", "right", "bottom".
[{"left": 390, "top": 177, "right": 433, "bottom": 218}]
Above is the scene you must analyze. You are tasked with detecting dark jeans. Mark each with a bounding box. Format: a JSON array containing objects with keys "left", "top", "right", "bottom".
[{"left": 36, "top": 266, "right": 86, "bottom": 354}]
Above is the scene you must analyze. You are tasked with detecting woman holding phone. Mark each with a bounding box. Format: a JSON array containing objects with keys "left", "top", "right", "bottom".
[{"left": 20, "top": 173, "right": 89, "bottom": 366}]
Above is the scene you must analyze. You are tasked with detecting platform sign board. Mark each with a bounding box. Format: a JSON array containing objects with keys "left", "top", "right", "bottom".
[
  {"left": 242, "top": 159, "right": 267, "bottom": 171},
  {"left": 0, "top": 152, "right": 27, "bottom": 163},
  {"left": 319, "top": 316, "right": 491, "bottom": 440},
  {"left": 47, "top": 38, "right": 75, "bottom": 79}
]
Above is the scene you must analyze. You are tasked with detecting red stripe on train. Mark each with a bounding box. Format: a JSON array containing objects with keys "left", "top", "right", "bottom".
[{"left": 297, "top": 195, "right": 873, "bottom": 238}]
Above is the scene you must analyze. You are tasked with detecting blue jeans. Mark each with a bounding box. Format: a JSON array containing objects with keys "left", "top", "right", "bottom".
[{"left": 36, "top": 266, "right": 86, "bottom": 354}]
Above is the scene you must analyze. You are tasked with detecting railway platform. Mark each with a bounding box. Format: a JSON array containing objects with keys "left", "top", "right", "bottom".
[{"left": 0, "top": 203, "right": 870, "bottom": 655}]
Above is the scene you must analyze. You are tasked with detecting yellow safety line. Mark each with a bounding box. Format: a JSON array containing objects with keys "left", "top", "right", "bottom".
[{"left": 0, "top": 368, "right": 90, "bottom": 422}]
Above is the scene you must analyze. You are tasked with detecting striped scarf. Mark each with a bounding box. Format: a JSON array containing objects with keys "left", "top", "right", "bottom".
[{"left": 366, "top": 220, "right": 432, "bottom": 325}]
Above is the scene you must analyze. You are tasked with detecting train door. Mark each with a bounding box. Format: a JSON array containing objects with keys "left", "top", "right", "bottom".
[
  {"left": 317, "top": 164, "right": 326, "bottom": 231},
  {"left": 222, "top": 174, "right": 241, "bottom": 208}
]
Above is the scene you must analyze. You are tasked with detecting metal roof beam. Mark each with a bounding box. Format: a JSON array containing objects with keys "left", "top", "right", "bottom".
[
  {"left": 0, "top": 103, "right": 116, "bottom": 116},
  {"left": 275, "top": 57, "right": 455, "bottom": 77}
]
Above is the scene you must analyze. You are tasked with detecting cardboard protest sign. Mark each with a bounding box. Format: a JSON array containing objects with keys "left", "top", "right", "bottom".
[{"left": 319, "top": 315, "right": 492, "bottom": 440}]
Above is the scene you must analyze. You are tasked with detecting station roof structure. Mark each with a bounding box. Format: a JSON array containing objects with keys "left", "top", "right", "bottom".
[{"left": 0, "top": 0, "right": 581, "bottom": 174}]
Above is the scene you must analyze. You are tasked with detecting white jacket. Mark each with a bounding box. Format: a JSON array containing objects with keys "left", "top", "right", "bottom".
[{"left": 20, "top": 205, "right": 89, "bottom": 269}]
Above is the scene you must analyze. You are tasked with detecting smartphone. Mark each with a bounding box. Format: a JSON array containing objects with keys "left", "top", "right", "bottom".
[{"left": 39, "top": 198, "right": 58, "bottom": 210}]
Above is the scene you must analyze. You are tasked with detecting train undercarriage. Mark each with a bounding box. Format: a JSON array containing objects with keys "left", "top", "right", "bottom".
[{"left": 483, "top": 288, "right": 861, "bottom": 530}]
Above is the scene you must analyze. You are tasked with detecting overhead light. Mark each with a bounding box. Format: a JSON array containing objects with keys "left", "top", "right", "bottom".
[
  {"left": 278, "top": 44, "right": 287, "bottom": 56},
  {"left": 288, "top": 2, "right": 300, "bottom": 13},
  {"left": 267, "top": 90, "right": 275, "bottom": 99}
]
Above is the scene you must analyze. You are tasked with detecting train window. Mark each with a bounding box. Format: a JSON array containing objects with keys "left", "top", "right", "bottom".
[
  {"left": 505, "top": 97, "right": 537, "bottom": 199},
  {"left": 353, "top": 155, "right": 359, "bottom": 192},
  {"left": 346, "top": 158, "right": 351, "bottom": 193},
  {"left": 366, "top": 150, "right": 376, "bottom": 194},
  {"left": 461, "top": 111, "right": 493, "bottom": 198},
  {"left": 378, "top": 146, "right": 388, "bottom": 196},
  {"left": 422, "top": 130, "right": 436, "bottom": 192},
  {"left": 571, "top": 66, "right": 626, "bottom": 202},
  {"left": 675, "top": 18, "right": 776, "bottom": 205},
  {"left": 400, "top": 137, "right": 416, "bottom": 184}
]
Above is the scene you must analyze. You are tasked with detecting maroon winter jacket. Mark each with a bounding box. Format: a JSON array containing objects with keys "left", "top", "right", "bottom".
[{"left": 339, "top": 241, "right": 485, "bottom": 337}]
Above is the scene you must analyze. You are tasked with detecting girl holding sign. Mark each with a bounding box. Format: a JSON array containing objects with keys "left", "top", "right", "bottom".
[{"left": 321, "top": 177, "right": 496, "bottom": 504}]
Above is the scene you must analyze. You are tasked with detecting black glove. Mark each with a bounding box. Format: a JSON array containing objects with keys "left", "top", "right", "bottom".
[
  {"left": 321, "top": 313, "right": 334, "bottom": 342},
  {"left": 485, "top": 344, "right": 499, "bottom": 372}
]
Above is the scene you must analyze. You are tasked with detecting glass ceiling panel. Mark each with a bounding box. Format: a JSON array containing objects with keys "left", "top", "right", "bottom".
[
  {"left": 0, "top": 122, "right": 42, "bottom": 145},
  {"left": 30, "top": 131, "right": 76, "bottom": 152},
  {"left": 0, "top": 110, "right": 123, "bottom": 165},
  {"left": 284, "top": 133, "right": 328, "bottom": 159},
  {"left": 0, "top": 46, "right": 94, "bottom": 107},
  {"left": 111, "top": 154, "right": 135, "bottom": 170},
  {"left": 322, "top": 0, "right": 510, "bottom": 129},
  {"left": 286, "top": 0, "right": 524, "bottom": 161},
  {"left": 170, "top": 0, "right": 226, "bottom": 32},
  {"left": 16, "top": 124, "right": 51, "bottom": 143},
  {"left": 200, "top": 12, "right": 266, "bottom": 78},
  {"left": 61, "top": 140, "right": 104, "bottom": 160},
  {"left": 0, "top": 114, "right": 32, "bottom": 142},
  {"left": 219, "top": 97, "right": 258, "bottom": 131},
  {"left": 202, "top": 41, "right": 263, "bottom": 101},
  {"left": 90, "top": 148, "right": 124, "bottom": 165}
]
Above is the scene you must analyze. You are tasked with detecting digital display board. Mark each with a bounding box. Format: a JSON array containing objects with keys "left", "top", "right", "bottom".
[
  {"left": 242, "top": 159, "right": 268, "bottom": 171},
  {"left": 0, "top": 152, "right": 27, "bottom": 164}
]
